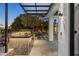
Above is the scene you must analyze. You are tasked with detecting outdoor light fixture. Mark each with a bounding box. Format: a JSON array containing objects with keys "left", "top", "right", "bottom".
[{"left": 59, "top": 12, "right": 63, "bottom": 16}]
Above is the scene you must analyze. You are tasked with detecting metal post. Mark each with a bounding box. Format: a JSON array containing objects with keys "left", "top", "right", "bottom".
[
  {"left": 25, "top": 14, "right": 28, "bottom": 27},
  {"left": 33, "top": 3, "right": 37, "bottom": 35},
  {"left": 69, "top": 3, "right": 74, "bottom": 56},
  {"left": 5, "top": 3, "right": 8, "bottom": 53}
]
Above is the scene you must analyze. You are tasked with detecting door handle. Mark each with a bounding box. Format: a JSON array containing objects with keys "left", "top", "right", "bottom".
[{"left": 74, "top": 30, "right": 77, "bottom": 34}]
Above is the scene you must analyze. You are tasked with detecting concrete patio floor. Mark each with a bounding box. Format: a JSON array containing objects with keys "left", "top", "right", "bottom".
[{"left": 29, "top": 39, "right": 58, "bottom": 56}]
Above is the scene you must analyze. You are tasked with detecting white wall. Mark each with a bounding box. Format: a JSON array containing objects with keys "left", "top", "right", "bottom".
[
  {"left": 58, "top": 4, "right": 70, "bottom": 56},
  {"left": 48, "top": 3, "right": 70, "bottom": 56}
]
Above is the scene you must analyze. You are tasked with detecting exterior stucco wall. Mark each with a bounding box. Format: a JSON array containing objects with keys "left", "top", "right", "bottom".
[
  {"left": 48, "top": 3, "right": 70, "bottom": 56},
  {"left": 58, "top": 4, "right": 70, "bottom": 56}
]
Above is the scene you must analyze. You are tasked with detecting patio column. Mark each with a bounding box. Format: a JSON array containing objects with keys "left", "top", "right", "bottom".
[
  {"left": 49, "top": 16, "right": 54, "bottom": 41},
  {"left": 5, "top": 3, "right": 8, "bottom": 53}
]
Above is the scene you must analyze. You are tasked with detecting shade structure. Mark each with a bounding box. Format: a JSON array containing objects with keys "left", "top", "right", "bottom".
[{"left": 19, "top": 3, "right": 52, "bottom": 17}]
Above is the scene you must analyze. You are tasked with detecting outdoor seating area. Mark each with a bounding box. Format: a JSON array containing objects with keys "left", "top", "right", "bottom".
[{"left": 0, "top": 3, "right": 77, "bottom": 56}]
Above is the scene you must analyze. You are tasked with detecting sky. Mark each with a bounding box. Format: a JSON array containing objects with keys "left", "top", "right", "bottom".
[{"left": 0, "top": 3, "right": 24, "bottom": 27}]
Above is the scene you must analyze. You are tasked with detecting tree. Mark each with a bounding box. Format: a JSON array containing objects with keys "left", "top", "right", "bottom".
[{"left": 10, "top": 13, "right": 48, "bottom": 32}]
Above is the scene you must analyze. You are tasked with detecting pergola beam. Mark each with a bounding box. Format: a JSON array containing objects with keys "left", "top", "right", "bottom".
[
  {"left": 19, "top": 3, "right": 27, "bottom": 14},
  {"left": 25, "top": 10, "right": 48, "bottom": 11},
  {"left": 22, "top": 5, "right": 50, "bottom": 7},
  {"left": 26, "top": 13, "right": 47, "bottom": 15},
  {"left": 26, "top": 13, "right": 47, "bottom": 17}
]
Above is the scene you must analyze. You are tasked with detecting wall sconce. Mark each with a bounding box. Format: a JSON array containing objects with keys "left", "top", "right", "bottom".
[{"left": 59, "top": 13, "right": 63, "bottom": 16}]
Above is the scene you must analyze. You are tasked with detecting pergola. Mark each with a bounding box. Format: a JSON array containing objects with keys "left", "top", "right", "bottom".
[{"left": 19, "top": 3, "right": 52, "bottom": 17}]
